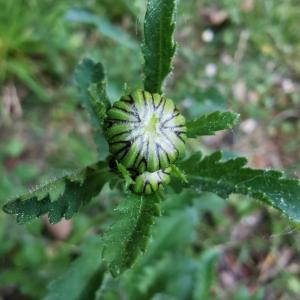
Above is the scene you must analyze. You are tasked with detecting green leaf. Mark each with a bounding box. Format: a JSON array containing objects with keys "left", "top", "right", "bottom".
[
  {"left": 2, "top": 162, "right": 111, "bottom": 224},
  {"left": 186, "top": 111, "right": 240, "bottom": 138},
  {"left": 141, "top": 208, "right": 197, "bottom": 264},
  {"left": 143, "top": 0, "right": 177, "bottom": 94},
  {"left": 45, "top": 237, "right": 105, "bottom": 300},
  {"left": 121, "top": 207, "right": 198, "bottom": 299},
  {"left": 193, "top": 249, "right": 219, "bottom": 300},
  {"left": 88, "top": 84, "right": 107, "bottom": 125},
  {"left": 181, "top": 152, "right": 300, "bottom": 222},
  {"left": 102, "top": 193, "right": 160, "bottom": 277},
  {"left": 116, "top": 161, "right": 135, "bottom": 188},
  {"left": 170, "top": 165, "right": 188, "bottom": 183},
  {"left": 74, "top": 58, "right": 110, "bottom": 159},
  {"left": 66, "top": 9, "right": 138, "bottom": 49},
  {"left": 94, "top": 273, "right": 120, "bottom": 300},
  {"left": 75, "top": 58, "right": 110, "bottom": 127},
  {"left": 127, "top": 255, "right": 196, "bottom": 300}
]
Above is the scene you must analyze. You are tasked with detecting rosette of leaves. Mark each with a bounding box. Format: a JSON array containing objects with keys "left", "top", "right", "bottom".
[{"left": 2, "top": 0, "right": 300, "bottom": 292}]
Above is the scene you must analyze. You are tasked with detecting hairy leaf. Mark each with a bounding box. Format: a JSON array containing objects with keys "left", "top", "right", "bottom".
[
  {"left": 102, "top": 193, "right": 160, "bottom": 277},
  {"left": 75, "top": 58, "right": 109, "bottom": 159},
  {"left": 181, "top": 152, "right": 300, "bottom": 222},
  {"left": 3, "top": 162, "right": 111, "bottom": 224},
  {"left": 186, "top": 111, "right": 239, "bottom": 138},
  {"left": 143, "top": 0, "right": 177, "bottom": 94},
  {"left": 45, "top": 237, "right": 105, "bottom": 300}
]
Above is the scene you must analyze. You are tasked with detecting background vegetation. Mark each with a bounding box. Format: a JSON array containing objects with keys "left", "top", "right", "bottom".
[{"left": 1, "top": 0, "right": 300, "bottom": 299}]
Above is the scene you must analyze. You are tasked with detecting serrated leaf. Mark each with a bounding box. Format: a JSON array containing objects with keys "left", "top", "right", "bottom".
[
  {"left": 186, "top": 111, "right": 239, "bottom": 138},
  {"left": 74, "top": 58, "right": 110, "bottom": 159},
  {"left": 2, "top": 162, "right": 111, "bottom": 224},
  {"left": 143, "top": 0, "right": 177, "bottom": 94},
  {"left": 181, "top": 152, "right": 300, "bottom": 222},
  {"left": 75, "top": 58, "right": 110, "bottom": 127},
  {"left": 45, "top": 237, "right": 105, "bottom": 300},
  {"left": 102, "top": 193, "right": 160, "bottom": 277}
]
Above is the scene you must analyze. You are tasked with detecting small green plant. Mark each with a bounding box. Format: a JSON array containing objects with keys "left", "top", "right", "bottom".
[{"left": 3, "top": 0, "right": 300, "bottom": 298}]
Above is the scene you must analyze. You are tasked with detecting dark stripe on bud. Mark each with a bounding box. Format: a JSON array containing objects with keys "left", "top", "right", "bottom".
[{"left": 104, "top": 90, "right": 187, "bottom": 195}]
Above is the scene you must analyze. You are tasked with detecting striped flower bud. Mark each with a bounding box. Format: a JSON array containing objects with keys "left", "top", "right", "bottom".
[
  {"left": 132, "top": 168, "right": 171, "bottom": 195},
  {"left": 104, "top": 90, "right": 187, "bottom": 174}
]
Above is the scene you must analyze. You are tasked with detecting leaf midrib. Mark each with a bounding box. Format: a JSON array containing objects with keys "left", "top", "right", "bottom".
[
  {"left": 158, "top": 0, "right": 163, "bottom": 93},
  {"left": 187, "top": 174, "right": 268, "bottom": 200}
]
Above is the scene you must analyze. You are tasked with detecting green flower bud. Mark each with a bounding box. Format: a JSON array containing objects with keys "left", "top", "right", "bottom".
[
  {"left": 132, "top": 168, "right": 171, "bottom": 195},
  {"left": 104, "top": 90, "right": 187, "bottom": 173}
]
